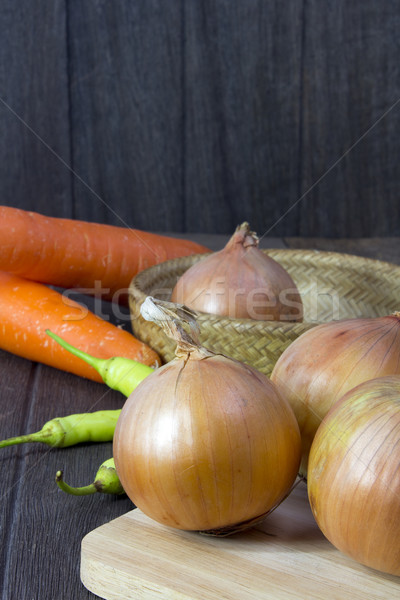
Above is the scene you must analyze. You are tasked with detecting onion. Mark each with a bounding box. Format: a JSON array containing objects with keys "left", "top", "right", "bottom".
[
  {"left": 270, "top": 313, "right": 400, "bottom": 476},
  {"left": 171, "top": 222, "right": 303, "bottom": 321},
  {"left": 307, "top": 375, "right": 400, "bottom": 576},
  {"left": 113, "top": 297, "right": 301, "bottom": 534}
]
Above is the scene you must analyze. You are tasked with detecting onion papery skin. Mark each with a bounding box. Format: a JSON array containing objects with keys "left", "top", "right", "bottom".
[
  {"left": 307, "top": 376, "right": 400, "bottom": 576},
  {"left": 113, "top": 353, "right": 301, "bottom": 534},
  {"left": 171, "top": 223, "right": 303, "bottom": 322},
  {"left": 270, "top": 314, "right": 400, "bottom": 476}
]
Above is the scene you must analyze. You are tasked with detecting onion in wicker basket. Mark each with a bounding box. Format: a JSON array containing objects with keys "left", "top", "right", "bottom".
[
  {"left": 129, "top": 249, "right": 400, "bottom": 376},
  {"left": 171, "top": 222, "right": 303, "bottom": 322}
]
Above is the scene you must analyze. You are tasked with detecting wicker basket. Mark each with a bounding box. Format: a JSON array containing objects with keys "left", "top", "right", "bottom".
[{"left": 129, "top": 249, "right": 400, "bottom": 376}]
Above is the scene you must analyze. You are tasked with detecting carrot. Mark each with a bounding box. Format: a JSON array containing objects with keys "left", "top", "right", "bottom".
[
  {"left": 0, "top": 271, "right": 160, "bottom": 381},
  {"left": 0, "top": 206, "right": 209, "bottom": 302}
]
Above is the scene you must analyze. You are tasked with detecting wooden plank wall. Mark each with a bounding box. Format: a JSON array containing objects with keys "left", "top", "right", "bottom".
[{"left": 0, "top": 1, "right": 399, "bottom": 237}]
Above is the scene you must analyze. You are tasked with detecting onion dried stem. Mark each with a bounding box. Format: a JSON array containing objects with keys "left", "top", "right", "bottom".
[{"left": 140, "top": 296, "right": 213, "bottom": 358}]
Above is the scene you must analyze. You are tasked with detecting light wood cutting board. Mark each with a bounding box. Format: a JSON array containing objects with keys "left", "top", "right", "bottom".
[{"left": 80, "top": 483, "right": 399, "bottom": 599}]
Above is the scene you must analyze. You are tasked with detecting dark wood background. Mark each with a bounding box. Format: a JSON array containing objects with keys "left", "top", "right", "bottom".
[{"left": 0, "top": 1, "right": 399, "bottom": 237}]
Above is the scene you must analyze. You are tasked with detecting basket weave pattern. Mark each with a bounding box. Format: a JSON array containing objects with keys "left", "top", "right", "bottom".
[{"left": 129, "top": 249, "right": 400, "bottom": 376}]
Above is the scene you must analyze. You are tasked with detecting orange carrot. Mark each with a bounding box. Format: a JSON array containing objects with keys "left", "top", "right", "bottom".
[
  {"left": 0, "top": 271, "right": 160, "bottom": 381},
  {"left": 0, "top": 206, "right": 209, "bottom": 302}
]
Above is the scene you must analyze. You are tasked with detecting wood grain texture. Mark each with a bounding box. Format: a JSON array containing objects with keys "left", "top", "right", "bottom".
[
  {"left": 0, "top": 360, "right": 133, "bottom": 600},
  {"left": 297, "top": 0, "right": 400, "bottom": 237},
  {"left": 184, "top": 0, "right": 303, "bottom": 235},
  {"left": 81, "top": 484, "right": 400, "bottom": 600},
  {"left": 0, "top": 2, "right": 399, "bottom": 236},
  {"left": 67, "top": 0, "right": 184, "bottom": 231},
  {"left": 0, "top": 352, "right": 37, "bottom": 591},
  {"left": 0, "top": 1, "right": 72, "bottom": 217},
  {"left": 160, "top": 232, "right": 287, "bottom": 252}
]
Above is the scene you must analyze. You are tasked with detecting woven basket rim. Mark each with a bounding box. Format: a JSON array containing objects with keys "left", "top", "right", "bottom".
[{"left": 129, "top": 248, "right": 400, "bottom": 328}]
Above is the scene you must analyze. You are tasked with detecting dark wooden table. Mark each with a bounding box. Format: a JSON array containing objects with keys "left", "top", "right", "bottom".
[{"left": 0, "top": 235, "right": 399, "bottom": 600}]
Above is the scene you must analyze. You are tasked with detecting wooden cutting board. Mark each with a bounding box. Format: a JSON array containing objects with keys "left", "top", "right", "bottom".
[{"left": 80, "top": 483, "right": 399, "bottom": 600}]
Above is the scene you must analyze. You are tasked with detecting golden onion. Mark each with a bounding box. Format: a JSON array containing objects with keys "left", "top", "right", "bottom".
[
  {"left": 113, "top": 297, "right": 301, "bottom": 534},
  {"left": 171, "top": 222, "right": 303, "bottom": 322},
  {"left": 271, "top": 313, "right": 400, "bottom": 476},
  {"left": 308, "top": 375, "right": 400, "bottom": 576}
]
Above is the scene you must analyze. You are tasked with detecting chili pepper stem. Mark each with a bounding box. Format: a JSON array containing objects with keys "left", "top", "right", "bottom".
[
  {"left": 0, "top": 410, "right": 121, "bottom": 450},
  {"left": 46, "top": 329, "right": 107, "bottom": 372},
  {"left": 46, "top": 329, "right": 154, "bottom": 397},
  {"left": 56, "top": 471, "right": 97, "bottom": 496},
  {"left": 0, "top": 431, "right": 53, "bottom": 448},
  {"left": 0, "top": 419, "right": 66, "bottom": 448},
  {"left": 55, "top": 458, "right": 124, "bottom": 496}
]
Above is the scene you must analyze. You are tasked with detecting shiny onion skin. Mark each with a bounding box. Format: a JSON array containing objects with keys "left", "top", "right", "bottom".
[
  {"left": 307, "top": 376, "right": 400, "bottom": 576},
  {"left": 113, "top": 298, "right": 301, "bottom": 534},
  {"left": 271, "top": 313, "right": 400, "bottom": 476},
  {"left": 171, "top": 222, "right": 303, "bottom": 322}
]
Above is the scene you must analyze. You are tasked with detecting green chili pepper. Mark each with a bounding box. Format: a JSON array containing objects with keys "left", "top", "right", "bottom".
[
  {"left": 2, "top": 333, "right": 154, "bottom": 494},
  {"left": 0, "top": 335, "right": 153, "bottom": 451},
  {"left": 46, "top": 329, "right": 154, "bottom": 397},
  {"left": 56, "top": 458, "right": 124, "bottom": 495},
  {"left": 0, "top": 410, "right": 122, "bottom": 449}
]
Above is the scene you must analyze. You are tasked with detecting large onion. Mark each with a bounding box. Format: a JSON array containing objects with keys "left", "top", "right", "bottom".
[
  {"left": 307, "top": 375, "right": 400, "bottom": 576},
  {"left": 270, "top": 313, "right": 400, "bottom": 476},
  {"left": 171, "top": 222, "right": 303, "bottom": 321},
  {"left": 113, "top": 297, "right": 301, "bottom": 534}
]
